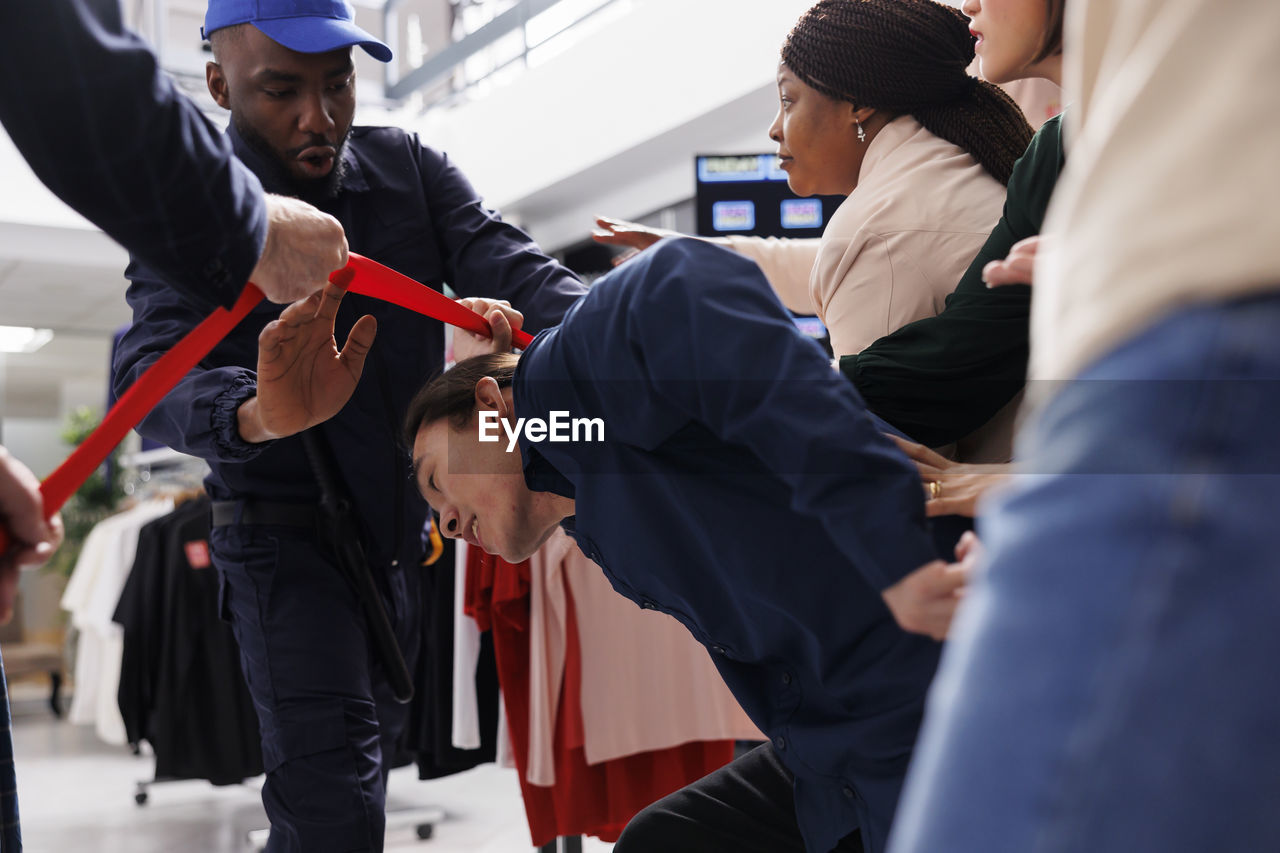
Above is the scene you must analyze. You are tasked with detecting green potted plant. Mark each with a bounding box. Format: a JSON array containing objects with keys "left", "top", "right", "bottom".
[{"left": 44, "top": 407, "right": 125, "bottom": 580}]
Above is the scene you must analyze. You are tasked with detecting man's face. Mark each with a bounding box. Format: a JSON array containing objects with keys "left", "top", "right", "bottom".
[
  {"left": 207, "top": 25, "right": 357, "bottom": 200},
  {"left": 412, "top": 398, "right": 564, "bottom": 563}
]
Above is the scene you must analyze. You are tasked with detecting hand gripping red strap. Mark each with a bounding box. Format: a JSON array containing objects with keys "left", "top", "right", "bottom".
[{"left": 0, "top": 253, "right": 533, "bottom": 556}]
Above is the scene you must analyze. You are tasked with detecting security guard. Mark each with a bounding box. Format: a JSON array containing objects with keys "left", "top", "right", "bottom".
[{"left": 111, "top": 1, "right": 585, "bottom": 850}]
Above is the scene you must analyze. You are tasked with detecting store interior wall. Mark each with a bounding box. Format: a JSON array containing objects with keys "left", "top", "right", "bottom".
[{"left": 405, "top": 0, "right": 815, "bottom": 249}]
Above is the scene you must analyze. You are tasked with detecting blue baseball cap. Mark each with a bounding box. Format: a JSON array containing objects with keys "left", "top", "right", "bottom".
[{"left": 203, "top": 0, "right": 393, "bottom": 62}]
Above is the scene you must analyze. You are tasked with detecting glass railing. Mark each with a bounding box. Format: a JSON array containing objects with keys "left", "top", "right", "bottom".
[{"left": 384, "top": 0, "right": 632, "bottom": 109}]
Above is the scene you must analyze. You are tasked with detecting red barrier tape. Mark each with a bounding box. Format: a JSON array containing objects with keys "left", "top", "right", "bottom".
[
  {"left": 342, "top": 254, "right": 534, "bottom": 350},
  {"left": 0, "top": 253, "right": 533, "bottom": 556}
]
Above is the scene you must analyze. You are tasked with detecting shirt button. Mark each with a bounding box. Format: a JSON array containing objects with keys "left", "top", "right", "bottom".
[
  {"left": 640, "top": 602, "right": 654, "bottom": 610},
  {"left": 781, "top": 672, "right": 792, "bottom": 685},
  {"left": 774, "top": 736, "right": 786, "bottom": 751},
  {"left": 843, "top": 786, "right": 856, "bottom": 800},
  {"left": 712, "top": 645, "right": 725, "bottom": 655}
]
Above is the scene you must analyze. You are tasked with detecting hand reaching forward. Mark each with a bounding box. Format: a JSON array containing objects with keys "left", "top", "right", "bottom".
[
  {"left": 881, "top": 532, "right": 982, "bottom": 641},
  {"left": 0, "top": 446, "right": 64, "bottom": 624},
  {"left": 591, "top": 215, "right": 677, "bottom": 253},
  {"left": 237, "top": 269, "right": 376, "bottom": 443},
  {"left": 982, "top": 235, "right": 1047, "bottom": 288},
  {"left": 888, "top": 434, "right": 1012, "bottom": 518}
]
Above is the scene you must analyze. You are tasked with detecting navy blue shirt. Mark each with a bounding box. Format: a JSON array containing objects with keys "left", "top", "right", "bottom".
[
  {"left": 0, "top": 1, "right": 266, "bottom": 309},
  {"left": 113, "top": 125, "right": 586, "bottom": 567},
  {"left": 514, "top": 239, "right": 942, "bottom": 853}
]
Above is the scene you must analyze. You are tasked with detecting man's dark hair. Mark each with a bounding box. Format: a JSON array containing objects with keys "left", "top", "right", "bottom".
[
  {"left": 403, "top": 352, "right": 521, "bottom": 445},
  {"left": 208, "top": 23, "right": 246, "bottom": 61}
]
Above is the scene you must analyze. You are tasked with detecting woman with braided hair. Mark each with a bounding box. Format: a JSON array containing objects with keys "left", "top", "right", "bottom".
[
  {"left": 600, "top": 3, "right": 1063, "bottom": 852},
  {"left": 596, "top": 0, "right": 1031, "bottom": 358}
]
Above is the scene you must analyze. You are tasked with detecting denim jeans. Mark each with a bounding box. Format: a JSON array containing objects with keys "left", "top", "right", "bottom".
[{"left": 888, "top": 293, "right": 1280, "bottom": 853}]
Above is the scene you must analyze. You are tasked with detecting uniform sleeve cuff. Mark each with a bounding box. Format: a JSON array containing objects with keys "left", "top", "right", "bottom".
[
  {"left": 208, "top": 166, "right": 268, "bottom": 309},
  {"left": 211, "top": 372, "right": 273, "bottom": 461}
]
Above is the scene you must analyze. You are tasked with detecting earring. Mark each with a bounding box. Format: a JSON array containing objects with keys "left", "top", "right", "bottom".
[{"left": 856, "top": 121, "right": 867, "bottom": 144}]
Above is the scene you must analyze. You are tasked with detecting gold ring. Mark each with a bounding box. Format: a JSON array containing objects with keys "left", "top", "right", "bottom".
[{"left": 928, "top": 481, "right": 942, "bottom": 501}]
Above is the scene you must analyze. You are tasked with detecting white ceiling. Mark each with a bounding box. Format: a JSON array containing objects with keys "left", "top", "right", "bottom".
[
  {"left": 0, "top": 259, "right": 132, "bottom": 335},
  {"left": 0, "top": 224, "right": 132, "bottom": 420}
]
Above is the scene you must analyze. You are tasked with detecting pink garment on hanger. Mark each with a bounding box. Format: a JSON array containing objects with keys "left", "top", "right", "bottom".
[
  {"left": 528, "top": 529, "right": 761, "bottom": 781},
  {"left": 466, "top": 544, "right": 732, "bottom": 847}
]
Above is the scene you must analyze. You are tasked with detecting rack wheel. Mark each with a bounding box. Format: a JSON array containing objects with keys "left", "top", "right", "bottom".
[
  {"left": 135, "top": 791, "right": 148, "bottom": 806},
  {"left": 415, "top": 823, "right": 434, "bottom": 840}
]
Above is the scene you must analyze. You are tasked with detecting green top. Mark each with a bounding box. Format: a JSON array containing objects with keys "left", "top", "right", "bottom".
[{"left": 841, "top": 113, "right": 1065, "bottom": 447}]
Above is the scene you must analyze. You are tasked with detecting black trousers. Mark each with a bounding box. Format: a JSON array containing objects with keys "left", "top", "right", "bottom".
[
  {"left": 212, "top": 525, "right": 420, "bottom": 852},
  {"left": 614, "top": 744, "right": 865, "bottom": 853}
]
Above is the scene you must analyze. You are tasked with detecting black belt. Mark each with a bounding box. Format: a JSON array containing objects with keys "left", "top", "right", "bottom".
[
  {"left": 209, "top": 436, "right": 415, "bottom": 705},
  {"left": 210, "top": 500, "right": 319, "bottom": 529}
]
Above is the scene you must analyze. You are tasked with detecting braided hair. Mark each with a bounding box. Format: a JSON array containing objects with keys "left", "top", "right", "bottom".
[{"left": 781, "top": 0, "right": 1032, "bottom": 185}]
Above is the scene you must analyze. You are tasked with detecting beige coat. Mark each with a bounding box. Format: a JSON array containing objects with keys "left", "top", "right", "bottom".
[
  {"left": 723, "top": 115, "right": 1007, "bottom": 357},
  {"left": 1033, "top": 0, "right": 1280, "bottom": 382}
]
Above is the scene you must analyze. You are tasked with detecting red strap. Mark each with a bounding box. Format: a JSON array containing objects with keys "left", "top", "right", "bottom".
[
  {"left": 0, "top": 254, "right": 535, "bottom": 555},
  {"left": 341, "top": 253, "right": 535, "bottom": 349},
  {"left": 41, "top": 283, "right": 266, "bottom": 515}
]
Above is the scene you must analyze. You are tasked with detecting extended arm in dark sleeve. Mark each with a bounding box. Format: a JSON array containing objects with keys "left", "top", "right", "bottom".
[
  {"left": 112, "top": 264, "right": 274, "bottom": 463},
  {"left": 556, "top": 238, "right": 938, "bottom": 590},
  {"left": 0, "top": 1, "right": 266, "bottom": 310},
  {"left": 842, "top": 115, "right": 1065, "bottom": 448},
  {"left": 417, "top": 144, "right": 586, "bottom": 332}
]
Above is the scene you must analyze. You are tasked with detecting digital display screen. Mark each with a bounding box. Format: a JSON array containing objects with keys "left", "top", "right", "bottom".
[
  {"left": 780, "top": 198, "right": 823, "bottom": 230},
  {"left": 791, "top": 316, "right": 829, "bottom": 340},
  {"left": 695, "top": 154, "right": 842, "bottom": 240},
  {"left": 695, "top": 154, "right": 839, "bottom": 355},
  {"left": 697, "top": 154, "right": 786, "bottom": 183},
  {"left": 712, "top": 200, "right": 756, "bottom": 232}
]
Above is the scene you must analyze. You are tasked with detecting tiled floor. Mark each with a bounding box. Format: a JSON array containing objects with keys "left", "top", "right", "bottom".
[{"left": 9, "top": 689, "right": 614, "bottom": 853}]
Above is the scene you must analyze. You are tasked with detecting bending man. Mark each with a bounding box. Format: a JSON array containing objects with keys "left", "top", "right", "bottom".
[{"left": 267, "top": 238, "right": 973, "bottom": 853}]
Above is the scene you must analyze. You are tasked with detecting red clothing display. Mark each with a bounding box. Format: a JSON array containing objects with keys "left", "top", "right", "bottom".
[{"left": 464, "top": 547, "right": 735, "bottom": 846}]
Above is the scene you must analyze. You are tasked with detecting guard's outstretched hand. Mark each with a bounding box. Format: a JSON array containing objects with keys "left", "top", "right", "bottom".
[
  {"left": 451, "top": 298, "right": 524, "bottom": 362},
  {"left": 239, "top": 268, "right": 376, "bottom": 443}
]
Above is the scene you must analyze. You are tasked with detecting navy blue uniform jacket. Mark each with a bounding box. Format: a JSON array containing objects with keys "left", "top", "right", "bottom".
[
  {"left": 514, "top": 239, "right": 942, "bottom": 853},
  {"left": 0, "top": 1, "right": 267, "bottom": 307},
  {"left": 113, "top": 125, "right": 585, "bottom": 568}
]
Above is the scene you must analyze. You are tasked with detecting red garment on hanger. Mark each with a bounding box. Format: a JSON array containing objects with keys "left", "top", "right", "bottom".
[{"left": 464, "top": 548, "right": 734, "bottom": 846}]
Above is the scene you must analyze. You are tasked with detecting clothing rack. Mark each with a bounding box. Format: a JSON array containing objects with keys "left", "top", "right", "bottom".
[
  {"left": 118, "top": 448, "right": 219, "bottom": 807},
  {"left": 119, "top": 446, "right": 208, "bottom": 498}
]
